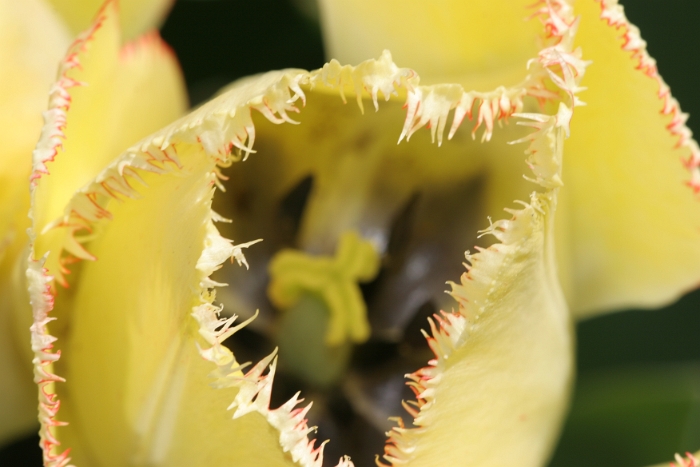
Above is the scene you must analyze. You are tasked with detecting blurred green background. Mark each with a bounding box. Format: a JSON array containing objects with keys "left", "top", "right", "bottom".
[{"left": 1, "top": 1, "right": 699, "bottom": 465}]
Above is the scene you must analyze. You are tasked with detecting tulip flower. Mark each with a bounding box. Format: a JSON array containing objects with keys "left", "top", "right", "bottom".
[
  {"left": 16, "top": 0, "right": 700, "bottom": 466},
  {"left": 0, "top": 0, "right": 183, "bottom": 450}
]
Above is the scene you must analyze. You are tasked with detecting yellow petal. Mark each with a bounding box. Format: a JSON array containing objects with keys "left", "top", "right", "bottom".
[
  {"left": 31, "top": 0, "right": 186, "bottom": 286},
  {"left": 382, "top": 191, "right": 572, "bottom": 467},
  {"left": 0, "top": 0, "right": 69, "bottom": 283},
  {"left": 45, "top": 0, "right": 173, "bottom": 42},
  {"left": 35, "top": 71, "right": 338, "bottom": 467},
  {"left": 558, "top": 0, "right": 700, "bottom": 318},
  {"left": 54, "top": 151, "right": 300, "bottom": 466},
  {"left": 29, "top": 4, "right": 585, "bottom": 464},
  {"left": 0, "top": 0, "right": 70, "bottom": 180},
  {"left": 0, "top": 0, "right": 70, "bottom": 446},
  {"left": 317, "top": 0, "right": 543, "bottom": 89}
]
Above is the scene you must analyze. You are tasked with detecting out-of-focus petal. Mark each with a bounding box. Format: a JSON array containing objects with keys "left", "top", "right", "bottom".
[
  {"left": 556, "top": 0, "right": 700, "bottom": 318},
  {"left": 317, "top": 0, "right": 542, "bottom": 89},
  {"left": 45, "top": 0, "right": 173, "bottom": 42},
  {"left": 0, "top": 0, "right": 70, "bottom": 446},
  {"left": 31, "top": 0, "right": 186, "bottom": 286},
  {"left": 0, "top": 0, "right": 70, "bottom": 177}
]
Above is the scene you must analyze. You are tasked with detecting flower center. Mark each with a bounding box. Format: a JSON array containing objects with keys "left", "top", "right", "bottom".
[
  {"left": 269, "top": 231, "right": 380, "bottom": 387},
  {"left": 213, "top": 89, "right": 536, "bottom": 466}
]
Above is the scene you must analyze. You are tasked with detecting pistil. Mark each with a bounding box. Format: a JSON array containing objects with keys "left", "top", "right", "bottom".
[{"left": 268, "top": 231, "right": 380, "bottom": 386}]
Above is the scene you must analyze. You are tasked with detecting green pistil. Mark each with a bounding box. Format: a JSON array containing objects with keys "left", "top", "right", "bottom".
[{"left": 268, "top": 231, "right": 380, "bottom": 346}]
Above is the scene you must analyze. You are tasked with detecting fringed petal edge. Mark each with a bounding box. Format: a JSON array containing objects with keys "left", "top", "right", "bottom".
[
  {"left": 596, "top": 0, "right": 700, "bottom": 193},
  {"left": 27, "top": 5, "right": 113, "bottom": 466}
]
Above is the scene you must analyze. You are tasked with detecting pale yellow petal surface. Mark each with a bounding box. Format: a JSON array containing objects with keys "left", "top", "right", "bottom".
[
  {"left": 32, "top": 0, "right": 186, "bottom": 285},
  {"left": 559, "top": 0, "right": 700, "bottom": 317},
  {"left": 0, "top": 0, "right": 70, "bottom": 179},
  {"left": 52, "top": 148, "right": 297, "bottom": 466},
  {"left": 33, "top": 63, "right": 355, "bottom": 466},
  {"left": 317, "top": 0, "right": 542, "bottom": 89},
  {"left": 0, "top": 0, "right": 70, "bottom": 445},
  {"left": 0, "top": 0, "right": 69, "bottom": 286},
  {"left": 46, "top": 0, "right": 173, "bottom": 42}
]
